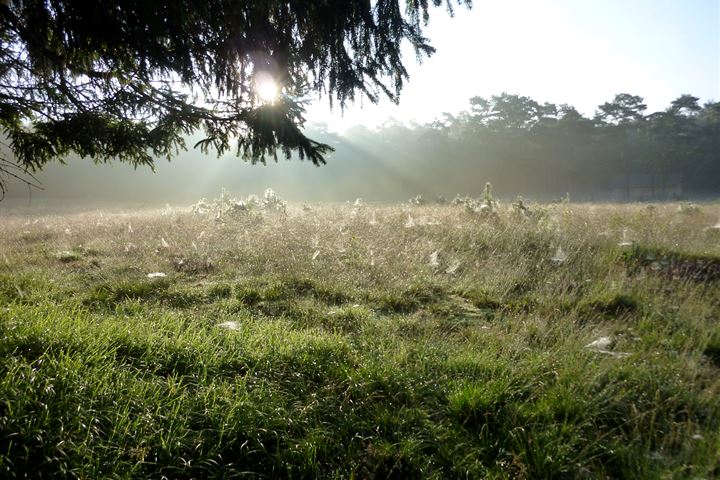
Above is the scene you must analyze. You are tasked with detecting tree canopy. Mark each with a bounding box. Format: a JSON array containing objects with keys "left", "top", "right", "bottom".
[{"left": 0, "top": 0, "right": 470, "bottom": 193}]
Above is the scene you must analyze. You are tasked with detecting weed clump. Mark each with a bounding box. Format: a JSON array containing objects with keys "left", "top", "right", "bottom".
[
  {"left": 170, "top": 254, "right": 214, "bottom": 275},
  {"left": 192, "top": 187, "right": 288, "bottom": 220},
  {"left": 55, "top": 250, "right": 81, "bottom": 263},
  {"left": 373, "top": 284, "right": 448, "bottom": 314},
  {"left": 451, "top": 182, "right": 500, "bottom": 215},
  {"left": 84, "top": 279, "right": 171, "bottom": 308},
  {"left": 678, "top": 201, "right": 702, "bottom": 215},
  {"left": 408, "top": 194, "right": 426, "bottom": 205},
  {"left": 581, "top": 293, "right": 639, "bottom": 317},
  {"left": 459, "top": 288, "right": 502, "bottom": 311},
  {"left": 83, "top": 279, "right": 207, "bottom": 309},
  {"left": 703, "top": 332, "right": 720, "bottom": 368},
  {"left": 207, "top": 283, "right": 232, "bottom": 300},
  {"left": 0, "top": 274, "right": 45, "bottom": 304},
  {"left": 375, "top": 292, "right": 420, "bottom": 314},
  {"left": 235, "top": 285, "right": 263, "bottom": 306},
  {"left": 621, "top": 245, "right": 720, "bottom": 282}
]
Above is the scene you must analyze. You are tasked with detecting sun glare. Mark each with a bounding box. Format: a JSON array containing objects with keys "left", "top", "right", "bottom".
[{"left": 256, "top": 79, "right": 279, "bottom": 103}]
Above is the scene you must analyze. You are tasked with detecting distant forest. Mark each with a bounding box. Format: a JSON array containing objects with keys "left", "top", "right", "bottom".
[
  {"left": 3, "top": 93, "right": 719, "bottom": 205},
  {"left": 308, "top": 92, "right": 720, "bottom": 201}
]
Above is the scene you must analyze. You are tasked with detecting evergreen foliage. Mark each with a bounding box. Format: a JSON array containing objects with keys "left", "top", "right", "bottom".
[{"left": 0, "top": 0, "right": 470, "bottom": 194}]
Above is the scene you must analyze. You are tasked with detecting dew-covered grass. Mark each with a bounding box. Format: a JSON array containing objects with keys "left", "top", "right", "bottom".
[{"left": 0, "top": 201, "right": 719, "bottom": 478}]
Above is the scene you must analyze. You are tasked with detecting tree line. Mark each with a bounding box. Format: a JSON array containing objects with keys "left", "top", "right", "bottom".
[
  {"left": 308, "top": 92, "right": 719, "bottom": 201},
  {"left": 2, "top": 92, "right": 718, "bottom": 205}
]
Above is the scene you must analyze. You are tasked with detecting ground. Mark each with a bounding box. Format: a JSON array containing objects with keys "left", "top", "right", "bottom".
[{"left": 0, "top": 199, "right": 719, "bottom": 479}]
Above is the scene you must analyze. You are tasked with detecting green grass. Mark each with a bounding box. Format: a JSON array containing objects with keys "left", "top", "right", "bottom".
[{"left": 0, "top": 202, "right": 719, "bottom": 478}]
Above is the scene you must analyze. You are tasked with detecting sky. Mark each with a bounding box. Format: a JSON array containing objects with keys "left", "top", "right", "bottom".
[{"left": 306, "top": 0, "right": 720, "bottom": 131}]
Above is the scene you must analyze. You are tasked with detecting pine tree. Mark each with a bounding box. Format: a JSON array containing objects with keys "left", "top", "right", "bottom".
[{"left": 0, "top": 0, "right": 470, "bottom": 194}]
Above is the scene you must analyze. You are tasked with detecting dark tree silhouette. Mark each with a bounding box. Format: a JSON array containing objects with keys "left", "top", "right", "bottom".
[{"left": 0, "top": 0, "right": 470, "bottom": 195}]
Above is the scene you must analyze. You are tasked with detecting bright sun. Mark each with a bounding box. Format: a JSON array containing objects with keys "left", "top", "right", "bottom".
[{"left": 256, "top": 79, "right": 279, "bottom": 103}]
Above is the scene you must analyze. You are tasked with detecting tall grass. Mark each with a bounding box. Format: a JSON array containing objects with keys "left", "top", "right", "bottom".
[{"left": 0, "top": 201, "right": 718, "bottom": 478}]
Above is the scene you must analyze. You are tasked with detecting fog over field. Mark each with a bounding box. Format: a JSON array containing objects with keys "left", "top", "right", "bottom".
[
  {"left": 4, "top": 93, "right": 720, "bottom": 208},
  {"left": 1, "top": 0, "right": 717, "bottom": 208}
]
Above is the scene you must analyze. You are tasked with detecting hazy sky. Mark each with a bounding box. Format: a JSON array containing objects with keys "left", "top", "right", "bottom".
[{"left": 306, "top": 0, "right": 719, "bottom": 131}]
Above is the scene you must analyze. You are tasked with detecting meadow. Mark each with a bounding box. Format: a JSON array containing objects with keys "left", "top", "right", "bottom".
[{"left": 0, "top": 194, "right": 719, "bottom": 479}]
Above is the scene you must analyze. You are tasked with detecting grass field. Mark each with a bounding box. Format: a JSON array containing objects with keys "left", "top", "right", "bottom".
[{"left": 0, "top": 198, "right": 719, "bottom": 479}]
